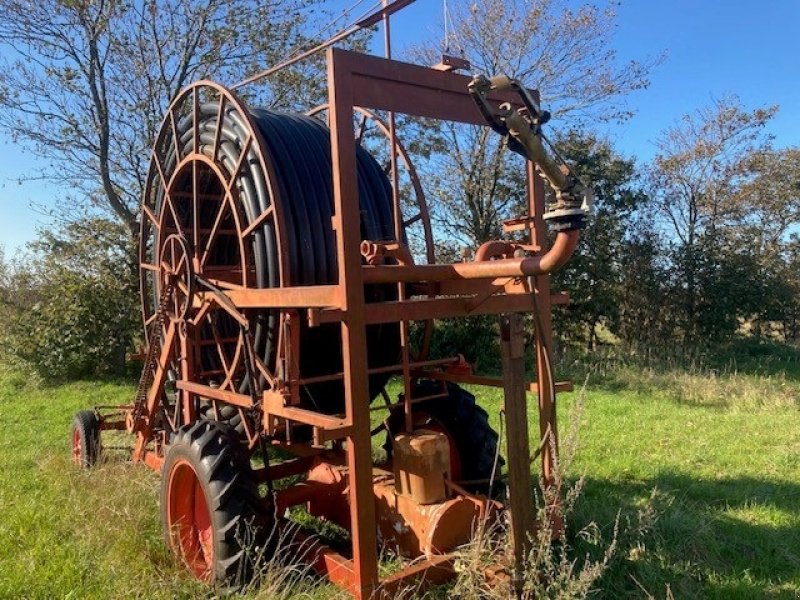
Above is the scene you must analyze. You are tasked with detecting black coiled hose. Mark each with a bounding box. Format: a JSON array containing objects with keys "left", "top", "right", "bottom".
[{"left": 149, "top": 99, "right": 400, "bottom": 415}]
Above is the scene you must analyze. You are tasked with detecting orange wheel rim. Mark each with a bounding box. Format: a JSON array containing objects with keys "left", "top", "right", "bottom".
[
  {"left": 71, "top": 429, "right": 82, "bottom": 465},
  {"left": 167, "top": 459, "right": 214, "bottom": 580}
]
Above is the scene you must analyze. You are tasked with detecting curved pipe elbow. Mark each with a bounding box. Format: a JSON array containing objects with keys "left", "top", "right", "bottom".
[
  {"left": 523, "top": 229, "right": 580, "bottom": 276},
  {"left": 360, "top": 230, "right": 580, "bottom": 284}
]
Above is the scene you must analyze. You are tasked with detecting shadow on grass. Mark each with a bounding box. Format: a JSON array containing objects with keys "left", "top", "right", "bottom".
[{"left": 572, "top": 472, "right": 800, "bottom": 599}]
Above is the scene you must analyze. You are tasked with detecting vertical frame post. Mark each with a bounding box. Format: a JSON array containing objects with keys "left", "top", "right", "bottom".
[
  {"left": 528, "top": 163, "right": 559, "bottom": 487},
  {"left": 326, "top": 48, "right": 380, "bottom": 600},
  {"left": 380, "top": 6, "right": 414, "bottom": 434},
  {"left": 500, "top": 312, "right": 535, "bottom": 588},
  {"left": 180, "top": 323, "right": 195, "bottom": 425}
]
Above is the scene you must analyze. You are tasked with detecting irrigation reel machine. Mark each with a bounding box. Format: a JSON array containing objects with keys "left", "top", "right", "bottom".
[{"left": 70, "top": 1, "right": 591, "bottom": 597}]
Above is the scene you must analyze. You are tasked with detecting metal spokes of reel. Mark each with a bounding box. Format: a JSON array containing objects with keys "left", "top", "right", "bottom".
[
  {"left": 159, "top": 234, "right": 194, "bottom": 321},
  {"left": 139, "top": 80, "right": 409, "bottom": 426},
  {"left": 139, "top": 81, "right": 280, "bottom": 434}
]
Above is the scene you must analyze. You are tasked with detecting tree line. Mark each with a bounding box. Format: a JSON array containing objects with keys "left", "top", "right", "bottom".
[
  {"left": 0, "top": 0, "right": 797, "bottom": 379},
  {"left": 552, "top": 117, "right": 800, "bottom": 355}
]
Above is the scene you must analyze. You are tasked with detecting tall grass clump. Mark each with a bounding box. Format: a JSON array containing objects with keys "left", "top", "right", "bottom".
[
  {"left": 449, "top": 387, "right": 658, "bottom": 600},
  {"left": 56, "top": 440, "right": 333, "bottom": 599},
  {"left": 240, "top": 523, "right": 335, "bottom": 600},
  {"left": 558, "top": 343, "right": 800, "bottom": 411}
]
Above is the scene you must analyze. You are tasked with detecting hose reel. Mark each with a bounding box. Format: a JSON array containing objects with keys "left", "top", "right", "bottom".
[{"left": 139, "top": 81, "right": 403, "bottom": 414}]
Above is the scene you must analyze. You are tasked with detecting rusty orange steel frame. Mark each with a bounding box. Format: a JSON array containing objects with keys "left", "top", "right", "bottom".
[{"left": 113, "top": 49, "right": 579, "bottom": 598}]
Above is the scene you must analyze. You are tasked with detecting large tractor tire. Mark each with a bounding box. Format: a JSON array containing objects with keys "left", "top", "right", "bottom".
[
  {"left": 161, "top": 420, "right": 266, "bottom": 585},
  {"left": 71, "top": 410, "right": 100, "bottom": 469},
  {"left": 385, "top": 381, "right": 504, "bottom": 492}
]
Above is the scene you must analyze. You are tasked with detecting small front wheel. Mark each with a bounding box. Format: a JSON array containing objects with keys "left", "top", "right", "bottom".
[{"left": 71, "top": 410, "right": 101, "bottom": 469}]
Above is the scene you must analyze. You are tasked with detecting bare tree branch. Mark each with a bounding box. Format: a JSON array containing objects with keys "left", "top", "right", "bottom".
[{"left": 0, "top": 0, "right": 317, "bottom": 237}]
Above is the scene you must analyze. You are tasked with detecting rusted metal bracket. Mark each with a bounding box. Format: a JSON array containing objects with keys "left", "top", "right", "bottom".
[{"left": 431, "top": 54, "right": 471, "bottom": 72}]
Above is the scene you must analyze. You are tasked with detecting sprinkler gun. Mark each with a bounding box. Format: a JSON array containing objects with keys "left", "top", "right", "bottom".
[{"left": 468, "top": 74, "right": 592, "bottom": 231}]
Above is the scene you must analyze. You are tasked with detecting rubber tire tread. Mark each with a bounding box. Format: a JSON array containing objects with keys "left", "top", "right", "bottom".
[
  {"left": 160, "top": 420, "right": 266, "bottom": 586},
  {"left": 197, "top": 402, "right": 245, "bottom": 437},
  {"left": 71, "top": 410, "right": 100, "bottom": 469},
  {"left": 384, "top": 381, "right": 504, "bottom": 492}
]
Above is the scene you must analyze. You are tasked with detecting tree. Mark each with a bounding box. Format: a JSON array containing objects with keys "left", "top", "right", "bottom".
[
  {"left": 732, "top": 148, "right": 800, "bottom": 258},
  {"left": 648, "top": 95, "right": 778, "bottom": 343},
  {"left": 616, "top": 222, "right": 673, "bottom": 352},
  {"left": 414, "top": 0, "right": 660, "bottom": 248},
  {"left": 0, "top": 219, "right": 139, "bottom": 378},
  {"left": 780, "top": 237, "right": 800, "bottom": 342},
  {"left": 550, "top": 131, "right": 647, "bottom": 349},
  {"left": 0, "top": 0, "right": 316, "bottom": 236},
  {"left": 728, "top": 148, "right": 800, "bottom": 337}
]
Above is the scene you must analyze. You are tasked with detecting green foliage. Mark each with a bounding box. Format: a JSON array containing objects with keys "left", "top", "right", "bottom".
[
  {"left": 0, "top": 219, "right": 138, "bottom": 380},
  {"left": 615, "top": 226, "right": 673, "bottom": 351},
  {"left": 546, "top": 104, "right": 800, "bottom": 352},
  {"left": 551, "top": 131, "right": 647, "bottom": 349},
  {"left": 427, "top": 316, "right": 501, "bottom": 373}
]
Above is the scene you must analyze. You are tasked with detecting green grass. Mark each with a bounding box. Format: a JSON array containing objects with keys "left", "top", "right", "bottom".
[
  {"left": 569, "top": 382, "right": 800, "bottom": 599},
  {"left": 0, "top": 354, "right": 798, "bottom": 598}
]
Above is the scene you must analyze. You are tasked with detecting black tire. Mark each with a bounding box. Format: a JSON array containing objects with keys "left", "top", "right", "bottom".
[
  {"left": 197, "top": 401, "right": 245, "bottom": 437},
  {"left": 384, "top": 381, "right": 504, "bottom": 493},
  {"left": 71, "top": 410, "right": 100, "bottom": 469},
  {"left": 160, "top": 420, "right": 267, "bottom": 585}
]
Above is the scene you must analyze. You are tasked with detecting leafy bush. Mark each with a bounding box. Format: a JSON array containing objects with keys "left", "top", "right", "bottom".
[
  {"left": 427, "top": 315, "right": 500, "bottom": 373},
  {"left": 0, "top": 219, "right": 138, "bottom": 380}
]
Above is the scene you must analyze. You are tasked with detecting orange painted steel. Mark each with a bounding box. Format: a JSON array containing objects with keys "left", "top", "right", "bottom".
[
  {"left": 274, "top": 459, "right": 490, "bottom": 561},
  {"left": 361, "top": 230, "right": 579, "bottom": 284},
  {"left": 327, "top": 49, "right": 382, "bottom": 598},
  {"left": 165, "top": 458, "right": 215, "bottom": 581},
  {"left": 71, "top": 429, "right": 81, "bottom": 466},
  {"left": 82, "top": 42, "right": 582, "bottom": 599},
  {"left": 373, "top": 479, "right": 488, "bottom": 558}
]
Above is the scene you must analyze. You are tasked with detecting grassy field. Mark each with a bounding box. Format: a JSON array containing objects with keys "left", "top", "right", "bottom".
[{"left": 0, "top": 349, "right": 798, "bottom": 599}]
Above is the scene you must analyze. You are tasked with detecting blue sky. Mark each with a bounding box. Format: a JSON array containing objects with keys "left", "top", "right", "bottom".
[{"left": 0, "top": 0, "right": 798, "bottom": 250}]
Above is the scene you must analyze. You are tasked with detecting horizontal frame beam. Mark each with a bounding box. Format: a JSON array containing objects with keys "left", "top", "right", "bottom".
[
  {"left": 418, "top": 369, "right": 574, "bottom": 395},
  {"left": 176, "top": 381, "right": 254, "bottom": 408},
  {"left": 197, "top": 285, "right": 340, "bottom": 309},
  {"left": 311, "top": 292, "right": 569, "bottom": 325},
  {"left": 333, "top": 48, "right": 538, "bottom": 124}
]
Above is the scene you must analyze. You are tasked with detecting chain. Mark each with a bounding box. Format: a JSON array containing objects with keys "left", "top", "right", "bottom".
[{"left": 132, "top": 281, "right": 175, "bottom": 425}]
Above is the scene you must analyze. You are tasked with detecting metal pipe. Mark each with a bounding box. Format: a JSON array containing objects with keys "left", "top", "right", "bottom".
[
  {"left": 474, "top": 240, "right": 516, "bottom": 262},
  {"left": 362, "top": 230, "right": 579, "bottom": 284},
  {"left": 505, "top": 112, "right": 569, "bottom": 191},
  {"left": 231, "top": 0, "right": 416, "bottom": 90}
]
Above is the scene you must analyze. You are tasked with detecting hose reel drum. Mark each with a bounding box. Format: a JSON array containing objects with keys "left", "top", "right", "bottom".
[{"left": 139, "top": 81, "right": 432, "bottom": 418}]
